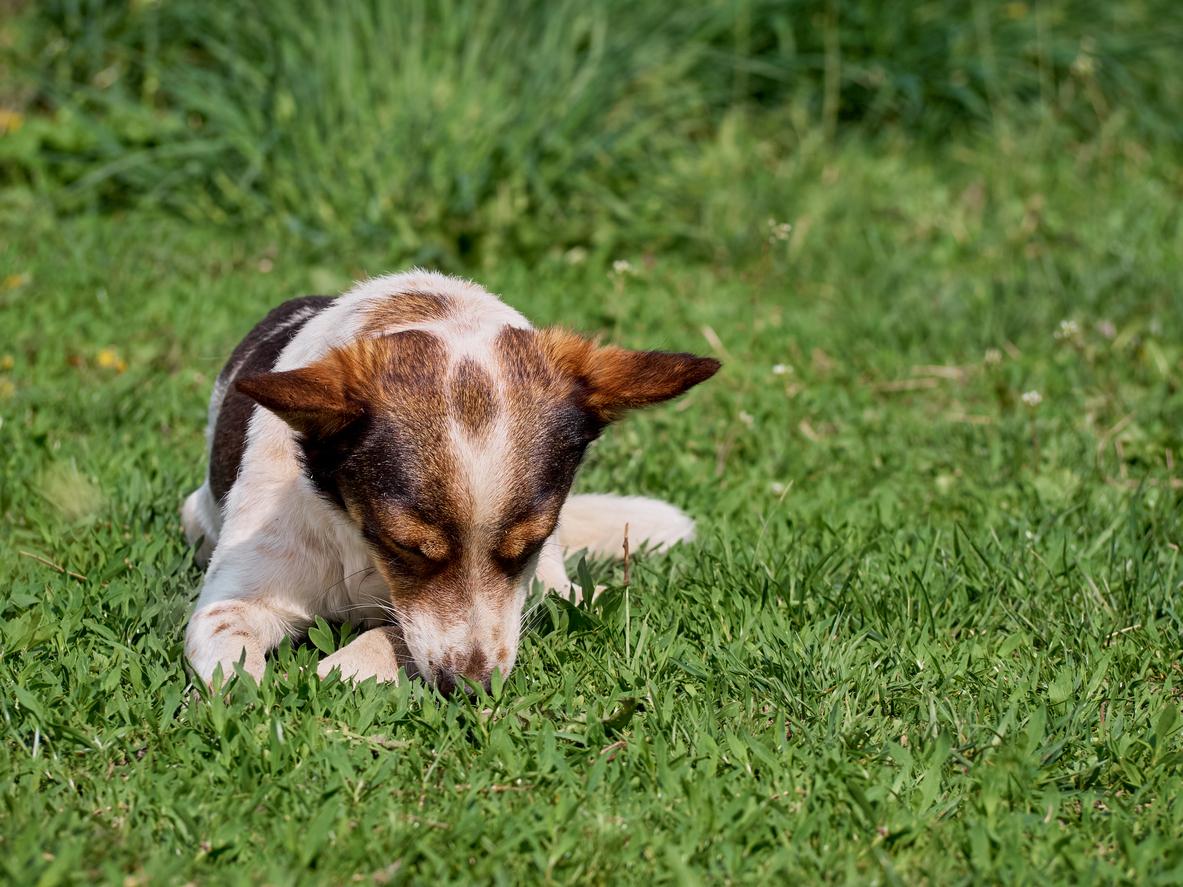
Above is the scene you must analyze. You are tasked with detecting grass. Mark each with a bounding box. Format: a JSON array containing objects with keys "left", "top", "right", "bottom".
[
  {"left": 2, "top": 114, "right": 1183, "bottom": 883},
  {"left": 4, "top": 0, "right": 1181, "bottom": 263},
  {"left": 3, "top": 0, "right": 1183, "bottom": 881}
]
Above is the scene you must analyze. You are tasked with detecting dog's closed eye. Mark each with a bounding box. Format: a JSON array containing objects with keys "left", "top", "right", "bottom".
[
  {"left": 384, "top": 537, "right": 444, "bottom": 563},
  {"left": 365, "top": 506, "right": 451, "bottom": 565},
  {"left": 386, "top": 527, "right": 450, "bottom": 561},
  {"left": 494, "top": 513, "right": 556, "bottom": 570},
  {"left": 492, "top": 545, "right": 544, "bottom": 576}
]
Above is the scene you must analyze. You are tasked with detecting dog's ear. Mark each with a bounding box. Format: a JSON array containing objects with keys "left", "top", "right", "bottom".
[
  {"left": 538, "top": 328, "right": 720, "bottom": 422},
  {"left": 235, "top": 350, "right": 365, "bottom": 437}
]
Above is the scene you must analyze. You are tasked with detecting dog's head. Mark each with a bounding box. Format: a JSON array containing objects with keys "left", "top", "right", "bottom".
[{"left": 237, "top": 322, "right": 718, "bottom": 693}]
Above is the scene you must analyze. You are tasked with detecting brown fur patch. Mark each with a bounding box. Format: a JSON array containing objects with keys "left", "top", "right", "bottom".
[
  {"left": 363, "top": 333, "right": 464, "bottom": 531},
  {"left": 448, "top": 359, "right": 498, "bottom": 436},
  {"left": 211, "top": 622, "right": 233, "bottom": 636},
  {"left": 489, "top": 328, "right": 592, "bottom": 573},
  {"left": 496, "top": 327, "right": 566, "bottom": 392},
  {"left": 494, "top": 326, "right": 589, "bottom": 497},
  {"left": 365, "top": 331, "right": 450, "bottom": 415},
  {"left": 361, "top": 290, "right": 452, "bottom": 336},
  {"left": 493, "top": 328, "right": 575, "bottom": 440},
  {"left": 201, "top": 603, "right": 242, "bottom": 620},
  {"left": 454, "top": 646, "right": 487, "bottom": 679}
]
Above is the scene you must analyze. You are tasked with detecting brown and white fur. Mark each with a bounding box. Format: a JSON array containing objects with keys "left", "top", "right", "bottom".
[{"left": 182, "top": 271, "right": 718, "bottom": 694}]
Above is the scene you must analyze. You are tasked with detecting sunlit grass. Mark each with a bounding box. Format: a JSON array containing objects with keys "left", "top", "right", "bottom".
[{"left": 2, "top": 115, "right": 1181, "bottom": 882}]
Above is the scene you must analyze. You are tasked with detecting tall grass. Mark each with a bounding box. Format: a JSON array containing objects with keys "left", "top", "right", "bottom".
[{"left": 3, "top": 0, "right": 1180, "bottom": 263}]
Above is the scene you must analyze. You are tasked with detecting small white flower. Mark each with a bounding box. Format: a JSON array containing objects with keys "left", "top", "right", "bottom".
[
  {"left": 770, "top": 481, "right": 787, "bottom": 496},
  {"left": 766, "top": 219, "right": 792, "bottom": 243},
  {"left": 984, "top": 348, "right": 1003, "bottom": 366},
  {"left": 1021, "top": 389, "right": 1043, "bottom": 407},
  {"left": 1071, "top": 50, "right": 1097, "bottom": 77},
  {"left": 738, "top": 411, "right": 754, "bottom": 427},
  {"left": 1054, "top": 319, "right": 1080, "bottom": 341},
  {"left": 610, "top": 259, "right": 633, "bottom": 276},
  {"left": 563, "top": 246, "right": 588, "bottom": 265},
  {"left": 771, "top": 363, "right": 791, "bottom": 376}
]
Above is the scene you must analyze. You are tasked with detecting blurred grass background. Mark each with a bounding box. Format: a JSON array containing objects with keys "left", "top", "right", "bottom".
[{"left": 2, "top": 0, "right": 1180, "bottom": 264}]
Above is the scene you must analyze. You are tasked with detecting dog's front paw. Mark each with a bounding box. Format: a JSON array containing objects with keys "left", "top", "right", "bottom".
[{"left": 316, "top": 626, "right": 402, "bottom": 684}]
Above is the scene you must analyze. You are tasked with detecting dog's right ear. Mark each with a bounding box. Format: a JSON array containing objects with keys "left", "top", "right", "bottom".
[
  {"left": 537, "top": 328, "right": 721, "bottom": 422},
  {"left": 235, "top": 351, "right": 364, "bottom": 437}
]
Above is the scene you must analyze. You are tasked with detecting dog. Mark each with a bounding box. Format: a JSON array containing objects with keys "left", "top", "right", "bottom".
[{"left": 182, "top": 271, "right": 719, "bottom": 693}]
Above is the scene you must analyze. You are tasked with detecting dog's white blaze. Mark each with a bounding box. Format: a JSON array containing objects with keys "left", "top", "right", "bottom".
[
  {"left": 449, "top": 417, "right": 509, "bottom": 527},
  {"left": 441, "top": 363, "right": 526, "bottom": 679}
]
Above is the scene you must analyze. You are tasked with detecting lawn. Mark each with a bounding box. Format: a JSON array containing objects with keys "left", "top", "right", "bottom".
[
  {"left": 3, "top": 2, "right": 1183, "bottom": 884},
  {"left": 4, "top": 128, "right": 1182, "bottom": 883}
]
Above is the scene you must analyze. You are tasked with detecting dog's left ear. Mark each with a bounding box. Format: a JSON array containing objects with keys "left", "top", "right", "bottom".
[{"left": 538, "top": 328, "right": 720, "bottom": 422}]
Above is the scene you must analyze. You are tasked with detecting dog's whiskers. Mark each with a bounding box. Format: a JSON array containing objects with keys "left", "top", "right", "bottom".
[
  {"left": 320, "top": 565, "right": 378, "bottom": 599},
  {"left": 520, "top": 599, "right": 548, "bottom": 634},
  {"left": 334, "top": 587, "right": 403, "bottom": 624}
]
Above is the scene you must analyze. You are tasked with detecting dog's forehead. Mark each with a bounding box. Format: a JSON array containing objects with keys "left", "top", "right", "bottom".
[
  {"left": 367, "top": 323, "right": 569, "bottom": 441},
  {"left": 355, "top": 322, "right": 581, "bottom": 536}
]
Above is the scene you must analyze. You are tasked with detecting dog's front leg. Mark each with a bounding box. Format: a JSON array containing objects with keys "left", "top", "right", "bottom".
[
  {"left": 185, "top": 538, "right": 316, "bottom": 686},
  {"left": 316, "top": 626, "right": 403, "bottom": 684},
  {"left": 186, "top": 595, "right": 310, "bottom": 686}
]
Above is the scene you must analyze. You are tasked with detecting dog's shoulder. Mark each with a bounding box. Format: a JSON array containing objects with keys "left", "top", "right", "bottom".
[{"left": 209, "top": 295, "right": 334, "bottom": 503}]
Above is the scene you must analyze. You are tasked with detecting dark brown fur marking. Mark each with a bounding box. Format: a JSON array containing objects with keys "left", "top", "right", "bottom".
[
  {"left": 494, "top": 326, "right": 593, "bottom": 517},
  {"left": 453, "top": 646, "right": 487, "bottom": 679},
  {"left": 448, "top": 359, "right": 498, "bottom": 436},
  {"left": 209, "top": 295, "right": 333, "bottom": 503},
  {"left": 496, "top": 327, "right": 562, "bottom": 390},
  {"left": 361, "top": 290, "right": 452, "bottom": 336}
]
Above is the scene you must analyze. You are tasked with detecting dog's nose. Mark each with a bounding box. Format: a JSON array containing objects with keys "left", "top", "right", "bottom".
[
  {"left": 432, "top": 651, "right": 493, "bottom": 696},
  {"left": 434, "top": 667, "right": 493, "bottom": 696},
  {"left": 435, "top": 667, "right": 458, "bottom": 697}
]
